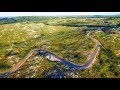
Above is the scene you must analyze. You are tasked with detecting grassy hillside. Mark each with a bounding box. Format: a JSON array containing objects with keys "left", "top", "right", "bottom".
[
  {"left": 90, "top": 31, "right": 120, "bottom": 78},
  {"left": 0, "top": 21, "right": 96, "bottom": 78},
  {"left": 0, "top": 17, "right": 119, "bottom": 78}
]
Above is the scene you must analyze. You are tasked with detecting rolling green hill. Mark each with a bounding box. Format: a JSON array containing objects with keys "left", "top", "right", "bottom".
[{"left": 0, "top": 16, "right": 119, "bottom": 78}]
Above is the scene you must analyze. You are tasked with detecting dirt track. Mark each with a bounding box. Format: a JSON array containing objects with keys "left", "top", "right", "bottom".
[{"left": 0, "top": 31, "right": 102, "bottom": 78}]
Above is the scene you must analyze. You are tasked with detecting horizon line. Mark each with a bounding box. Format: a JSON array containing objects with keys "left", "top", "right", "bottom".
[{"left": 0, "top": 12, "right": 120, "bottom": 17}]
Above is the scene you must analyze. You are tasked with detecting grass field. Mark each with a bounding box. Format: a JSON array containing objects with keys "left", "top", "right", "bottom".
[{"left": 0, "top": 17, "right": 120, "bottom": 78}]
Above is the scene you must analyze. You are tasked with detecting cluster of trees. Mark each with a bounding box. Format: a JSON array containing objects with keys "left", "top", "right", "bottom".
[{"left": 0, "top": 16, "right": 55, "bottom": 24}]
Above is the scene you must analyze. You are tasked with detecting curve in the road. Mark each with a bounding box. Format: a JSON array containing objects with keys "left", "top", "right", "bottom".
[
  {"left": 0, "top": 31, "right": 101, "bottom": 78},
  {"left": 37, "top": 31, "right": 101, "bottom": 69}
]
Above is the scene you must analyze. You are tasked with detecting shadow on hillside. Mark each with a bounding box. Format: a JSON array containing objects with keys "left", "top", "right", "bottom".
[{"left": 42, "top": 64, "right": 77, "bottom": 78}]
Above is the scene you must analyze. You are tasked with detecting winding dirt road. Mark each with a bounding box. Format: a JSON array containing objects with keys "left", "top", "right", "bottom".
[
  {"left": 0, "top": 31, "right": 102, "bottom": 78},
  {"left": 0, "top": 50, "right": 37, "bottom": 78},
  {"left": 41, "top": 31, "right": 102, "bottom": 69}
]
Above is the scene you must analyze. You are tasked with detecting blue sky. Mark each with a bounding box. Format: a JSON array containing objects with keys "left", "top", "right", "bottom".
[{"left": 0, "top": 12, "right": 120, "bottom": 17}]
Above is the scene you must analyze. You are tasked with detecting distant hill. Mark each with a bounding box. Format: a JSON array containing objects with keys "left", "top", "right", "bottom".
[
  {"left": 0, "top": 16, "right": 55, "bottom": 24},
  {"left": 0, "top": 15, "right": 120, "bottom": 24}
]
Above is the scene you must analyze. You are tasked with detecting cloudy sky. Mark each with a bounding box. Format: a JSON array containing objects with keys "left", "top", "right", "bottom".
[{"left": 0, "top": 12, "right": 120, "bottom": 17}]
